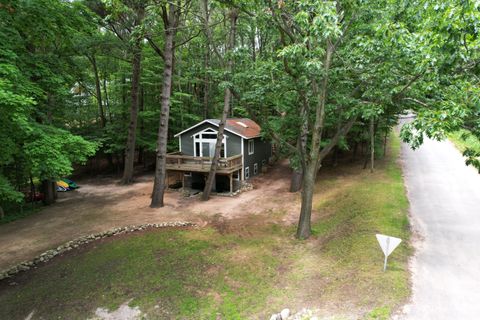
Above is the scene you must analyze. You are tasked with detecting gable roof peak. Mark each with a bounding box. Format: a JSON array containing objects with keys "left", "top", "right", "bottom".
[{"left": 175, "top": 118, "right": 261, "bottom": 139}]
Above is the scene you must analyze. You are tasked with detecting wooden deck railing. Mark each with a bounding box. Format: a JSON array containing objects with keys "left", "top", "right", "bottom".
[{"left": 165, "top": 153, "right": 242, "bottom": 173}]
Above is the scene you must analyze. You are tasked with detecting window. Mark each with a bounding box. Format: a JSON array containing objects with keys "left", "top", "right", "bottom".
[
  {"left": 245, "top": 167, "right": 250, "bottom": 179},
  {"left": 220, "top": 145, "right": 225, "bottom": 158},
  {"left": 192, "top": 128, "right": 227, "bottom": 158},
  {"left": 195, "top": 142, "right": 200, "bottom": 157},
  {"left": 203, "top": 134, "right": 217, "bottom": 139},
  {"left": 254, "top": 163, "right": 258, "bottom": 175},
  {"left": 248, "top": 140, "right": 254, "bottom": 155}
]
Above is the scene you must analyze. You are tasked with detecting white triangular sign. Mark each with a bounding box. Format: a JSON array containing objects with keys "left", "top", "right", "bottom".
[{"left": 376, "top": 234, "right": 402, "bottom": 257}]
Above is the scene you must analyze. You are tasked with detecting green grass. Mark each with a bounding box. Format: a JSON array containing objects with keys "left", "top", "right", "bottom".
[
  {"left": 449, "top": 129, "right": 480, "bottom": 154},
  {"left": 0, "top": 133, "right": 411, "bottom": 319},
  {"left": 308, "top": 133, "right": 411, "bottom": 317}
]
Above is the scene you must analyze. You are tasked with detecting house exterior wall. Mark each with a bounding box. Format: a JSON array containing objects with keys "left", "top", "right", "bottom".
[
  {"left": 243, "top": 137, "right": 272, "bottom": 179},
  {"left": 179, "top": 123, "right": 241, "bottom": 157}
]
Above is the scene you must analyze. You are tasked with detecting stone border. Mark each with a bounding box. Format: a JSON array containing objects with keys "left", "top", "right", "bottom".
[{"left": 0, "top": 221, "right": 196, "bottom": 281}]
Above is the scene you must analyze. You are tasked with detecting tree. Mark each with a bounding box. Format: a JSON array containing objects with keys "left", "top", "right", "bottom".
[
  {"left": 235, "top": 0, "right": 439, "bottom": 239},
  {"left": 121, "top": 3, "right": 145, "bottom": 184},
  {"left": 150, "top": 1, "right": 184, "bottom": 207},
  {"left": 202, "top": 7, "right": 239, "bottom": 201},
  {"left": 0, "top": 0, "right": 98, "bottom": 211}
]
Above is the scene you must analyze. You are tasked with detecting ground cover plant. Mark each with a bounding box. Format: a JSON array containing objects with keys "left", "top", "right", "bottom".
[
  {"left": 0, "top": 135, "right": 410, "bottom": 320},
  {"left": 449, "top": 130, "right": 480, "bottom": 169}
]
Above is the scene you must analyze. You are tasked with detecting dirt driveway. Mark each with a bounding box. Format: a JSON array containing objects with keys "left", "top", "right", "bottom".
[{"left": 0, "top": 162, "right": 300, "bottom": 272}]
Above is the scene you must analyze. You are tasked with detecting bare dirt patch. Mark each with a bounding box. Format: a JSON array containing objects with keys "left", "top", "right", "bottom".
[
  {"left": 0, "top": 161, "right": 298, "bottom": 272},
  {"left": 92, "top": 300, "right": 142, "bottom": 320}
]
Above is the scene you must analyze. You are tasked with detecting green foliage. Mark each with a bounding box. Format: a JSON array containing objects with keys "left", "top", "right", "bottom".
[
  {"left": 2, "top": 0, "right": 478, "bottom": 216},
  {"left": 398, "top": 0, "right": 480, "bottom": 171},
  {"left": 0, "top": 0, "right": 99, "bottom": 213},
  {"left": 24, "top": 125, "right": 98, "bottom": 180},
  {"left": 449, "top": 130, "right": 480, "bottom": 172}
]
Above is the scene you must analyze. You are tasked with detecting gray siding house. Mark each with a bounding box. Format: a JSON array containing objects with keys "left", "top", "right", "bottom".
[{"left": 166, "top": 118, "right": 272, "bottom": 193}]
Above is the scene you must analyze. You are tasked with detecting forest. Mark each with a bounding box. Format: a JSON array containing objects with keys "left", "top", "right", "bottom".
[{"left": 1, "top": 0, "right": 480, "bottom": 239}]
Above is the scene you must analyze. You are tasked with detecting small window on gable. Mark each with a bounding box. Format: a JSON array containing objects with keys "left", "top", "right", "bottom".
[
  {"left": 203, "top": 134, "right": 217, "bottom": 139},
  {"left": 254, "top": 163, "right": 258, "bottom": 175},
  {"left": 248, "top": 140, "right": 254, "bottom": 155},
  {"left": 245, "top": 167, "right": 250, "bottom": 179}
]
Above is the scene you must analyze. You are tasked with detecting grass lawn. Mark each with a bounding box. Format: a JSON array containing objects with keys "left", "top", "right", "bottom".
[
  {"left": 449, "top": 129, "right": 480, "bottom": 154},
  {"left": 0, "top": 134, "right": 411, "bottom": 320}
]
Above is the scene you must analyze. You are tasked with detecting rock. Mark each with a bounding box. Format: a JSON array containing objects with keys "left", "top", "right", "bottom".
[
  {"left": 280, "top": 308, "right": 290, "bottom": 319},
  {"left": 269, "top": 314, "right": 280, "bottom": 320},
  {"left": 0, "top": 220, "right": 198, "bottom": 280}
]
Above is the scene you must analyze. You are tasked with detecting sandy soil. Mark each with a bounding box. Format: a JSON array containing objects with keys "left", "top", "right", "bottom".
[{"left": 0, "top": 161, "right": 300, "bottom": 272}]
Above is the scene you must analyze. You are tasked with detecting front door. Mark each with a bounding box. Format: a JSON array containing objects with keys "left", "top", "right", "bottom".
[
  {"left": 201, "top": 141, "right": 218, "bottom": 157},
  {"left": 201, "top": 142, "right": 212, "bottom": 157}
]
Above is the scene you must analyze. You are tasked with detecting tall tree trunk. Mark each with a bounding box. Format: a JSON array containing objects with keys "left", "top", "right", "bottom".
[
  {"left": 121, "top": 10, "right": 144, "bottom": 184},
  {"left": 30, "top": 175, "right": 35, "bottom": 204},
  {"left": 202, "top": 0, "right": 210, "bottom": 119},
  {"left": 90, "top": 54, "right": 106, "bottom": 128},
  {"left": 290, "top": 168, "right": 303, "bottom": 192},
  {"left": 0, "top": 205, "right": 4, "bottom": 219},
  {"left": 297, "top": 164, "right": 316, "bottom": 238},
  {"left": 138, "top": 86, "right": 145, "bottom": 165},
  {"left": 41, "top": 179, "right": 55, "bottom": 205},
  {"left": 103, "top": 74, "right": 112, "bottom": 123},
  {"left": 291, "top": 92, "right": 309, "bottom": 193},
  {"left": 296, "top": 41, "right": 333, "bottom": 239},
  {"left": 202, "top": 9, "right": 238, "bottom": 201},
  {"left": 150, "top": 4, "right": 179, "bottom": 208}
]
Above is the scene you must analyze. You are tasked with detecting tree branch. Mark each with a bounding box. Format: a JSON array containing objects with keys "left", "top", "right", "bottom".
[
  {"left": 146, "top": 36, "right": 164, "bottom": 59},
  {"left": 402, "top": 97, "right": 429, "bottom": 108},
  {"left": 318, "top": 116, "right": 357, "bottom": 164}
]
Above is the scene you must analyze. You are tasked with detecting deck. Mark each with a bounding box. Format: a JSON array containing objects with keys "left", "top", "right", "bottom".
[{"left": 165, "top": 152, "right": 242, "bottom": 174}]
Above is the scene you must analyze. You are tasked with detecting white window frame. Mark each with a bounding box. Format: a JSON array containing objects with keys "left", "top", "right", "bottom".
[
  {"left": 248, "top": 140, "right": 254, "bottom": 155},
  {"left": 192, "top": 128, "right": 228, "bottom": 158},
  {"left": 245, "top": 167, "right": 250, "bottom": 179},
  {"left": 254, "top": 163, "right": 258, "bottom": 175}
]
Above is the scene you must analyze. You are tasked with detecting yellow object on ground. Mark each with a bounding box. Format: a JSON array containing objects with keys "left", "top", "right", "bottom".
[{"left": 56, "top": 181, "right": 69, "bottom": 188}]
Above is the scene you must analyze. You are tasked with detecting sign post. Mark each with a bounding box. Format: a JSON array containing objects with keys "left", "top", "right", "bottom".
[{"left": 376, "top": 234, "right": 402, "bottom": 272}]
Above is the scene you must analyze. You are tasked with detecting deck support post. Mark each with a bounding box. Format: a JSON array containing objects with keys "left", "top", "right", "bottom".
[
  {"left": 182, "top": 172, "right": 185, "bottom": 192},
  {"left": 230, "top": 173, "right": 233, "bottom": 195}
]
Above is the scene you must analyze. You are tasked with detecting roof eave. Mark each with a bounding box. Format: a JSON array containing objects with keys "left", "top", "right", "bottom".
[
  {"left": 173, "top": 119, "right": 219, "bottom": 137},
  {"left": 174, "top": 119, "right": 261, "bottom": 140}
]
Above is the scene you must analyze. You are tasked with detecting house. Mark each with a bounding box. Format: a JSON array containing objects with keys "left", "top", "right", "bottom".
[{"left": 166, "top": 118, "right": 272, "bottom": 194}]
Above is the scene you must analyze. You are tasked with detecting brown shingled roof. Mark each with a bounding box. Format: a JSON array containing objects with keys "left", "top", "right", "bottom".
[{"left": 225, "top": 118, "right": 261, "bottom": 139}]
